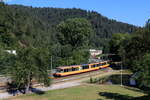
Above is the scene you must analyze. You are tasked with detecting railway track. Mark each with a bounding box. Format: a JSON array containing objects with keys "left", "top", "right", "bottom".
[
  {"left": 0, "top": 67, "right": 113, "bottom": 92},
  {"left": 32, "top": 67, "right": 113, "bottom": 87}
]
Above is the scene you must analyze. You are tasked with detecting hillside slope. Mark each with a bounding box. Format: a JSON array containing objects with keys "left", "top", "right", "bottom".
[{"left": 0, "top": 2, "right": 137, "bottom": 48}]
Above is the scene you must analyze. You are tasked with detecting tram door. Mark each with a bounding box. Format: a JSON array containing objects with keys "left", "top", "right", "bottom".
[{"left": 79, "top": 66, "right": 82, "bottom": 70}]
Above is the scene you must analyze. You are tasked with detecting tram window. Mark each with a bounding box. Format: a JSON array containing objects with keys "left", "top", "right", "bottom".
[
  {"left": 72, "top": 67, "right": 79, "bottom": 71},
  {"left": 102, "top": 62, "right": 106, "bottom": 65},
  {"left": 64, "top": 69, "right": 69, "bottom": 72},
  {"left": 82, "top": 65, "right": 89, "bottom": 69},
  {"left": 72, "top": 68, "right": 75, "bottom": 71},
  {"left": 91, "top": 64, "right": 97, "bottom": 68},
  {"left": 96, "top": 64, "right": 99, "bottom": 67},
  {"left": 68, "top": 68, "right": 72, "bottom": 72},
  {"left": 57, "top": 69, "right": 64, "bottom": 73},
  {"left": 98, "top": 63, "right": 102, "bottom": 66}
]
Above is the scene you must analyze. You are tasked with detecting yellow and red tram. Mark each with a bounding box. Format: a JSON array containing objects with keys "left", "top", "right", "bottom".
[{"left": 53, "top": 61, "right": 110, "bottom": 77}]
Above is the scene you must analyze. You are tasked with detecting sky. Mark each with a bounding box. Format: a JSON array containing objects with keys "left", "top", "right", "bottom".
[{"left": 4, "top": 0, "right": 150, "bottom": 27}]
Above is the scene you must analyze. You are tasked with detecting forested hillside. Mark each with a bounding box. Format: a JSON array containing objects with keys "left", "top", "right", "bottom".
[{"left": 0, "top": 2, "right": 137, "bottom": 49}]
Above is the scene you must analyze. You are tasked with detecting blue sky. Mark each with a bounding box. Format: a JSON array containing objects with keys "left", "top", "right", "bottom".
[{"left": 4, "top": 0, "right": 150, "bottom": 26}]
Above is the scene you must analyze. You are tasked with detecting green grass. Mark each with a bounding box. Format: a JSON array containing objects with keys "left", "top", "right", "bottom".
[{"left": 6, "top": 84, "right": 148, "bottom": 100}]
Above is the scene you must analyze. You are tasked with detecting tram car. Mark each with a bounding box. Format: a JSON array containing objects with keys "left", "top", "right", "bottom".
[{"left": 53, "top": 61, "right": 110, "bottom": 77}]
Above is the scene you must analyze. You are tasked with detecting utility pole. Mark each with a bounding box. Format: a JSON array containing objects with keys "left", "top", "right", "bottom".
[
  {"left": 119, "top": 46, "right": 124, "bottom": 87},
  {"left": 51, "top": 56, "right": 53, "bottom": 76},
  {"left": 121, "top": 61, "right": 123, "bottom": 86}
]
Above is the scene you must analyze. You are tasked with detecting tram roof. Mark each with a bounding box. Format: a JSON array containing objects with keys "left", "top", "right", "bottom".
[
  {"left": 57, "top": 60, "right": 109, "bottom": 69},
  {"left": 57, "top": 65, "right": 80, "bottom": 69}
]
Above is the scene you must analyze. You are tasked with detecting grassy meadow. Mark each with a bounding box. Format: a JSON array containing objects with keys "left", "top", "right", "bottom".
[{"left": 5, "top": 84, "right": 148, "bottom": 100}]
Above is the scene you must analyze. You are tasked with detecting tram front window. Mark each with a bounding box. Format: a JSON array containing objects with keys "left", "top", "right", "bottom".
[{"left": 56, "top": 68, "right": 63, "bottom": 73}]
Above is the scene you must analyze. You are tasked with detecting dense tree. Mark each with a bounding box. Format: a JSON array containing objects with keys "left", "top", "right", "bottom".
[
  {"left": 55, "top": 18, "right": 92, "bottom": 66},
  {"left": 135, "top": 53, "right": 150, "bottom": 87},
  {"left": 72, "top": 49, "right": 90, "bottom": 64},
  {"left": 123, "top": 25, "right": 150, "bottom": 69},
  {"left": 109, "top": 33, "right": 130, "bottom": 54},
  {"left": 9, "top": 47, "right": 50, "bottom": 93},
  {"left": 109, "top": 20, "right": 150, "bottom": 87},
  {"left": 0, "top": 47, "right": 16, "bottom": 74},
  {"left": 57, "top": 18, "right": 93, "bottom": 48},
  {"left": 0, "top": 33, "right": 17, "bottom": 48}
]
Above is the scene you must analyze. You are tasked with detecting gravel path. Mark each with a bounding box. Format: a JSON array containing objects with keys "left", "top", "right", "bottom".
[
  {"left": 0, "top": 79, "right": 82, "bottom": 99},
  {"left": 38, "top": 81, "right": 81, "bottom": 91}
]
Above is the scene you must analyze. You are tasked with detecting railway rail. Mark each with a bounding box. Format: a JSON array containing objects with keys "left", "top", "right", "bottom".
[
  {"left": 0, "top": 67, "right": 112, "bottom": 93},
  {"left": 32, "top": 67, "right": 112, "bottom": 87}
]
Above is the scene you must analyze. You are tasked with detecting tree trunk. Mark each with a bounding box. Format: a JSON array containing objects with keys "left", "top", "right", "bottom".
[{"left": 25, "top": 71, "right": 31, "bottom": 94}]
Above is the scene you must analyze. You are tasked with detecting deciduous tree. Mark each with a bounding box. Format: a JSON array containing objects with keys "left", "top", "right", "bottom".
[{"left": 10, "top": 47, "right": 50, "bottom": 93}]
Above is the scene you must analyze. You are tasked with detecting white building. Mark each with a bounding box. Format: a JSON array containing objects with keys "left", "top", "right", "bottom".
[
  {"left": 5, "top": 50, "right": 17, "bottom": 55},
  {"left": 89, "top": 49, "right": 102, "bottom": 57}
]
